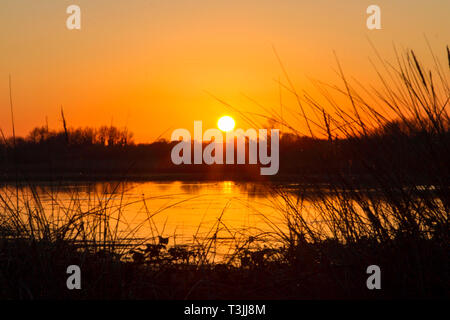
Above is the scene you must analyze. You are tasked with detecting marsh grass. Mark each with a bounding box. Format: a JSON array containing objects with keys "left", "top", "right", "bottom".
[
  {"left": 216, "top": 44, "right": 449, "bottom": 298},
  {"left": 0, "top": 46, "right": 448, "bottom": 299}
]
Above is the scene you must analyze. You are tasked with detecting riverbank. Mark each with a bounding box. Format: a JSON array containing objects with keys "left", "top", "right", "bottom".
[{"left": 0, "top": 232, "right": 446, "bottom": 299}]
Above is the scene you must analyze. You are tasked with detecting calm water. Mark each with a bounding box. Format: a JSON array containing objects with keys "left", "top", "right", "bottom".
[
  {"left": 3, "top": 180, "right": 431, "bottom": 258},
  {"left": 1, "top": 181, "right": 305, "bottom": 246}
]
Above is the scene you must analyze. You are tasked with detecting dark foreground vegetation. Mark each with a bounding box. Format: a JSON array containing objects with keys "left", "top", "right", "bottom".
[
  {"left": 0, "top": 47, "right": 449, "bottom": 299},
  {"left": 1, "top": 233, "right": 446, "bottom": 299}
]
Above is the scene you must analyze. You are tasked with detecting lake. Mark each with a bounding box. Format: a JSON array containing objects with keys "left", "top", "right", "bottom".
[
  {"left": 0, "top": 181, "right": 307, "bottom": 251},
  {"left": 0, "top": 180, "right": 441, "bottom": 261}
]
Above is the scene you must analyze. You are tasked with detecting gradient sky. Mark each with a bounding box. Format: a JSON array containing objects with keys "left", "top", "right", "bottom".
[{"left": 0, "top": 0, "right": 449, "bottom": 142}]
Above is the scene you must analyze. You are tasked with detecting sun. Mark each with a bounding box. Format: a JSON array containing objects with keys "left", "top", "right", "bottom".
[{"left": 217, "top": 116, "right": 235, "bottom": 132}]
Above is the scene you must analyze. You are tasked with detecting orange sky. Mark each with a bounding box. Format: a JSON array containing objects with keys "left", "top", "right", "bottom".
[{"left": 0, "top": 0, "right": 449, "bottom": 142}]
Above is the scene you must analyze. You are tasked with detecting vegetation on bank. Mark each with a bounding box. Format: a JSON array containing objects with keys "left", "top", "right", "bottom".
[{"left": 0, "top": 120, "right": 448, "bottom": 182}]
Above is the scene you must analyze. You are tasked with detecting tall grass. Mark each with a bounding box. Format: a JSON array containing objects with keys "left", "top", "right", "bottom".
[{"left": 255, "top": 45, "right": 449, "bottom": 297}]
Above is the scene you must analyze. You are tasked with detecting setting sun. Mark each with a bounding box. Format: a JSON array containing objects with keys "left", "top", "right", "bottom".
[{"left": 217, "top": 116, "right": 235, "bottom": 132}]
